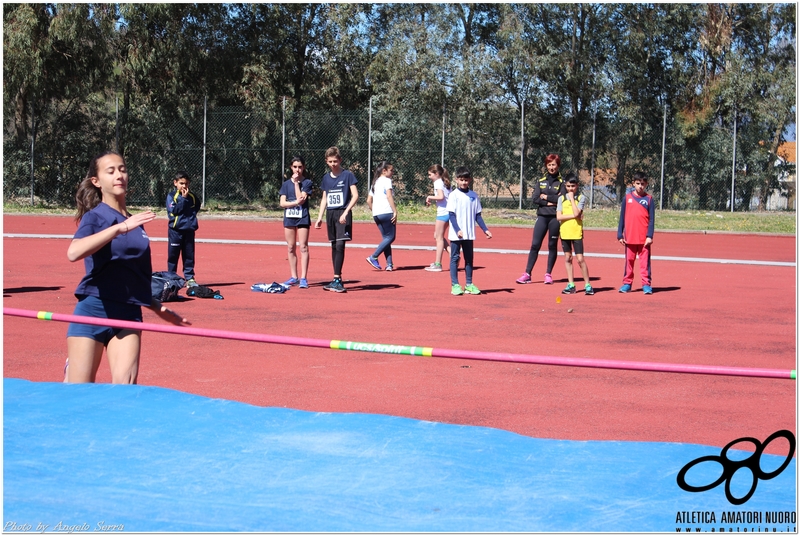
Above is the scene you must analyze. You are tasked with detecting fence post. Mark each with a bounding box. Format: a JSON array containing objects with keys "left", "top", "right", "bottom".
[
  {"left": 660, "top": 103, "right": 667, "bottom": 210},
  {"left": 280, "top": 97, "right": 286, "bottom": 176},
  {"left": 30, "top": 99, "right": 35, "bottom": 206},
  {"left": 590, "top": 103, "right": 596, "bottom": 209},
  {"left": 441, "top": 101, "right": 446, "bottom": 168},
  {"left": 368, "top": 96, "right": 373, "bottom": 192},
  {"left": 202, "top": 95, "right": 207, "bottom": 208},
  {"left": 519, "top": 101, "right": 524, "bottom": 210},
  {"left": 731, "top": 107, "right": 737, "bottom": 212}
]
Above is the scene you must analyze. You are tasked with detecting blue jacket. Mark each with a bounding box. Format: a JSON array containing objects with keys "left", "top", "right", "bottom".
[{"left": 166, "top": 189, "right": 199, "bottom": 231}]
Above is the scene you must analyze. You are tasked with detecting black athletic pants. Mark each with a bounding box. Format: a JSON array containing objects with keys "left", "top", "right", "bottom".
[
  {"left": 524, "top": 215, "right": 560, "bottom": 275},
  {"left": 330, "top": 240, "right": 346, "bottom": 277}
]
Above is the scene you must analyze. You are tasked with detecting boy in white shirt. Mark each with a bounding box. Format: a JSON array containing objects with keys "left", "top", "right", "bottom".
[{"left": 447, "top": 166, "right": 493, "bottom": 295}]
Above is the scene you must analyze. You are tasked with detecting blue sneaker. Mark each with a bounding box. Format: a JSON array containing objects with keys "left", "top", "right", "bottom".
[
  {"left": 299, "top": 278, "right": 309, "bottom": 289},
  {"left": 366, "top": 256, "right": 382, "bottom": 270},
  {"left": 643, "top": 285, "right": 653, "bottom": 295},
  {"left": 282, "top": 277, "right": 299, "bottom": 287},
  {"left": 324, "top": 278, "right": 347, "bottom": 293},
  {"left": 619, "top": 284, "right": 632, "bottom": 293}
]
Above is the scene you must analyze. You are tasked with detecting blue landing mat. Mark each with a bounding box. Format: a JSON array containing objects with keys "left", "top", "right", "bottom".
[{"left": 4, "top": 378, "right": 796, "bottom": 532}]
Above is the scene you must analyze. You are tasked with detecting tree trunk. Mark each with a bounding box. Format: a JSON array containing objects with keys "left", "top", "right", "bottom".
[
  {"left": 15, "top": 88, "right": 28, "bottom": 141},
  {"left": 615, "top": 154, "right": 628, "bottom": 202}
]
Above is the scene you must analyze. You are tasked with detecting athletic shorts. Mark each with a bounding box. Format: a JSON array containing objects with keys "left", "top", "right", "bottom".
[
  {"left": 436, "top": 214, "right": 449, "bottom": 222},
  {"left": 561, "top": 238, "right": 584, "bottom": 255},
  {"left": 66, "top": 295, "right": 143, "bottom": 345},
  {"left": 284, "top": 223, "right": 311, "bottom": 230},
  {"left": 326, "top": 208, "right": 353, "bottom": 242}
]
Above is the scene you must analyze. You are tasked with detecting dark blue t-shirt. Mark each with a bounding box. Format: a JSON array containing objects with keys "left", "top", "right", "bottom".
[
  {"left": 73, "top": 203, "right": 153, "bottom": 306},
  {"left": 279, "top": 178, "right": 313, "bottom": 227},
  {"left": 320, "top": 170, "right": 357, "bottom": 210}
]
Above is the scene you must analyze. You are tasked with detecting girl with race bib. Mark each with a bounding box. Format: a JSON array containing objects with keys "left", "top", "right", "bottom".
[{"left": 279, "top": 156, "right": 314, "bottom": 288}]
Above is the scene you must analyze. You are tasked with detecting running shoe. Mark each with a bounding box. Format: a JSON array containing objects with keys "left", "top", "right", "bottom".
[
  {"left": 299, "top": 278, "right": 309, "bottom": 289},
  {"left": 642, "top": 285, "right": 653, "bottom": 295},
  {"left": 324, "top": 278, "right": 347, "bottom": 293},
  {"left": 515, "top": 272, "right": 531, "bottom": 284},
  {"left": 619, "top": 284, "right": 632, "bottom": 293},
  {"left": 425, "top": 263, "right": 443, "bottom": 272},
  {"left": 464, "top": 283, "right": 481, "bottom": 295},
  {"left": 385, "top": 265, "right": 394, "bottom": 272},
  {"left": 584, "top": 285, "right": 594, "bottom": 296},
  {"left": 282, "top": 277, "right": 299, "bottom": 287},
  {"left": 544, "top": 273, "right": 553, "bottom": 284},
  {"left": 186, "top": 278, "right": 198, "bottom": 288},
  {"left": 366, "top": 256, "right": 382, "bottom": 270},
  {"left": 562, "top": 284, "right": 576, "bottom": 294},
  {"left": 451, "top": 284, "right": 464, "bottom": 296}
]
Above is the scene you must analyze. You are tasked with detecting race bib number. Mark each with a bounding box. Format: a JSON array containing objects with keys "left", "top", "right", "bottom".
[
  {"left": 285, "top": 206, "right": 303, "bottom": 219},
  {"left": 327, "top": 191, "right": 344, "bottom": 208}
]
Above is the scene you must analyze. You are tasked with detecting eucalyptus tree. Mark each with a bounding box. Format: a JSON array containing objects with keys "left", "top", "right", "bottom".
[
  {"left": 3, "top": 3, "right": 117, "bottom": 202},
  {"left": 673, "top": 3, "right": 795, "bottom": 210},
  {"left": 602, "top": 4, "right": 697, "bottom": 203}
]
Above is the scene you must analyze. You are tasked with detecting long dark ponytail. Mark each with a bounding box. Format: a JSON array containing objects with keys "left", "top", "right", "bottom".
[
  {"left": 372, "top": 161, "right": 393, "bottom": 192},
  {"left": 75, "top": 151, "right": 123, "bottom": 223}
]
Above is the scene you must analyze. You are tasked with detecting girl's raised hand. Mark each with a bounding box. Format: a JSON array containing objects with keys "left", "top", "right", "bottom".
[{"left": 126, "top": 211, "right": 157, "bottom": 231}]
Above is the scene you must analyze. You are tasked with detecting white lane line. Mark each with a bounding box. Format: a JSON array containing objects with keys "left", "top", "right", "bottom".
[{"left": 4, "top": 233, "right": 795, "bottom": 267}]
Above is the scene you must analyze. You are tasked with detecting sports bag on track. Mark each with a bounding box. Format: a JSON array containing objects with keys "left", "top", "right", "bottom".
[{"left": 151, "top": 271, "right": 185, "bottom": 302}]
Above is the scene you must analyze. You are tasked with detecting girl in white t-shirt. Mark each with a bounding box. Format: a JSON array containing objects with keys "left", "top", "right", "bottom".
[
  {"left": 424, "top": 164, "right": 451, "bottom": 272},
  {"left": 366, "top": 161, "right": 398, "bottom": 271}
]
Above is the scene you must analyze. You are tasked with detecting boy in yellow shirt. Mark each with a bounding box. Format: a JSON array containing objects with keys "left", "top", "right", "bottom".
[{"left": 556, "top": 173, "right": 593, "bottom": 295}]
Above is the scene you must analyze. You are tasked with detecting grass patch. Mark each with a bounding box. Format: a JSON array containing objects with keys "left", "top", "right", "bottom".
[{"left": 4, "top": 200, "right": 795, "bottom": 234}]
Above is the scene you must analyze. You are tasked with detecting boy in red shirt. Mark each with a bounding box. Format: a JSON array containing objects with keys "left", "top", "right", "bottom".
[{"left": 617, "top": 172, "right": 655, "bottom": 294}]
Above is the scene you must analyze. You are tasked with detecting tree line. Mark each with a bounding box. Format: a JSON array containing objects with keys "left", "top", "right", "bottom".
[{"left": 3, "top": 3, "right": 796, "bottom": 210}]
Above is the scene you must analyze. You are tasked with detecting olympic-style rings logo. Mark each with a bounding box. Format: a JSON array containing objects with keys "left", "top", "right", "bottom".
[{"left": 677, "top": 430, "right": 796, "bottom": 505}]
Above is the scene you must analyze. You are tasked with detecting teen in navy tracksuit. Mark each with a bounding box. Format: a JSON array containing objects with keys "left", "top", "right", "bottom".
[
  {"left": 516, "top": 153, "right": 567, "bottom": 285},
  {"left": 166, "top": 170, "right": 199, "bottom": 284}
]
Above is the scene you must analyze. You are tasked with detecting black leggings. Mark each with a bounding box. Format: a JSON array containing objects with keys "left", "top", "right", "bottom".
[
  {"left": 330, "top": 240, "right": 346, "bottom": 277},
  {"left": 524, "top": 215, "right": 560, "bottom": 275}
]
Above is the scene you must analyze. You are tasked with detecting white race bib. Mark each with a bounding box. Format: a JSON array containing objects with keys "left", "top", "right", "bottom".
[
  {"left": 327, "top": 191, "right": 344, "bottom": 208},
  {"left": 285, "top": 206, "right": 303, "bottom": 219}
]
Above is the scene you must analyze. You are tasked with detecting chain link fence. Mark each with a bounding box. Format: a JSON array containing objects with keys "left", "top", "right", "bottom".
[{"left": 4, "top": 97, "right": 795, "bottom": 212}]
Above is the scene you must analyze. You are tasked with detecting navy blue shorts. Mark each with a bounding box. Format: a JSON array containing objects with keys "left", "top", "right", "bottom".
[{"left": 66, "top": 295, "right": 143, "bottom": 345}]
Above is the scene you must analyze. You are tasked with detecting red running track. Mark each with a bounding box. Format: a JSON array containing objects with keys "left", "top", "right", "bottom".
[{"left": 3, "top": 215, "right": 796, "bottom": 454}]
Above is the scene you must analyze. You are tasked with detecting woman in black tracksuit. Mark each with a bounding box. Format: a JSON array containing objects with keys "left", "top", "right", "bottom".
[{"left": 516, "top": 154, "right": 566, "bottom": 285}]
